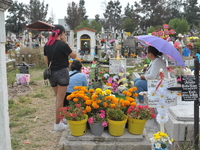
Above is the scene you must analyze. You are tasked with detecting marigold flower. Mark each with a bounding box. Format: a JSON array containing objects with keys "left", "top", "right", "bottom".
[
  {"left": 103, "top": 102, "right": 108, "bottom": 108},
  {"left": 73, "top": 98, "right": 79, "bottom": 103},
  {"left": 130, "top": 102, "right": 137, "bottom": 106},
  {"left": 105, "top": 89, "right": 111, "bottom": 95},
  {"left": 106, "top": 83, "right": 112, "bottom": 86},
  {"left": 95, "top": 88, "right": 102, "bottom": 93},
  {"left": 89, "top": 89, "right": 95, "bottom": 93},
  {"left": 86, "top": 106, "right": 92, "bottom": 112},
  {"left": 132, "top": 87, "right": 138, "bottom": 91},
  {"left": 85, "top": 100, "right": 92, "bottom": 105},
  {"left": 134, "top": 93, "right": 138, "bottom": 97},
  {"left": 110, "top": 103, "right": 116, "bottom": 108}
]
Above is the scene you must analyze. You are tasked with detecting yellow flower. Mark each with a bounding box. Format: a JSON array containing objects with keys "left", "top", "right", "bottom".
[
  {"left": 105, "top": 89, "right": 111, "bottom": 95},
  {"left": 95, "top": 88, "right": 102, "bottom": 93}
]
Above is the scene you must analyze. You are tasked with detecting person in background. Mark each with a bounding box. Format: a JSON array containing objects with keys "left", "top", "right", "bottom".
[
  {"left": 63, "top": 60, "right": 87, "bottom": 106},
  {"left": 182, "top": 43, "right": 194, "bottom": 57},
  {"left": 176, "top": 33, "right": 185, "bottom": 49},
  {"left": 44, "top": 24, "right": 76, "bottom": 131},
  {"left": 134, "top": 46, "right": 168, "bottom": 105}
]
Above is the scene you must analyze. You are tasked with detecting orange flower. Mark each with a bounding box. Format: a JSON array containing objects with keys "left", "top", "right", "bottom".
[
  {"left": 92, "top": 102, "right": 100, "bottom": 109},
  {"left": 74, "top": 86, "right": 79, "bottom": 90},
  {"left": 85, "top": 100, "right": 92, "bottom": 105},
  {"left": 110, "top": 103, "right": 116, "bottom": 108},
  {"left": 133, "top": 93, "right": 138, "bottom": 97},
  {"left": 124, "top": 100, "right": 130, "bottom": 106},
  {"left": 73, "top": 98, "right": 79, "bottom": 103},
  {"left": 85, "top": 106, "right": 92, "bottom": 112},
  {"left": 127, "top": 92, "right": 132, "bottom": 97},
  {"left": 128, "top": 88, "right": 134, "bottom": 93},
  {"left": 122, "top": 91, "right": 127, "bottom": 95},
  {"left": 106, "top": 83, "right": 112, "bottom": 86},
  {"left": 132, "top": 87, "right": 138, "bottom": 91},
  {"left": 103, "top": 102, "right": 108, "bottom": 108},
  {"left": 130, "top": 102, "right": 137, "bottom": 106},
  {"left": 97, "top": 100, "right": 102, "bottom": 103},
  {"left": 89, "top": 89, "right": 94, "bottom": 93},
  {"left": 92, "top": 94, "right": 98, "bottom": 100}
]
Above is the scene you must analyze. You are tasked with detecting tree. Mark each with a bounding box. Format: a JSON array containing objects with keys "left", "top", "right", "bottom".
[
  {"left": 134, "top": 0, "right": 170, "bottom": 29},
  {"left": 124, "top": 2, "right": 134, "bottom": 19},
  {"left": 168, "top": 18, "right": 190, "bottom": 34},
  {"left": 47, "top": 9, "right": 55, "bottom": 25},
  {"left": 103, "top": 0, "right": 122, "bottom": 30},
  {"left": 26, "top": 0, "right": 49, "bottom": 23},
  {"left": 182, "top": 0, "right": 200, "bottom": 26},
  {"left": 74, "top": 20, "right": 102, "bottom": 33},
  {"left": 79, "top": 0, "right": 88, "bottom": 20},
  {"left": 122, "top": 17, "right": 136, "bottom": 33},
  {"left": 166, "top": 0, "right": 183, "bottom": 20},
  {"left": 5, "top": 1, "right": 27, "bottom": 36},
  {"left": 65, "top": 2, "right": 82, "bottom": 30}
]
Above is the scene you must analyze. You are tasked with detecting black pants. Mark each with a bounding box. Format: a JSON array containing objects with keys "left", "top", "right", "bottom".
[{"left": 63, "top": 92, "right": 71, "bottom": 107}]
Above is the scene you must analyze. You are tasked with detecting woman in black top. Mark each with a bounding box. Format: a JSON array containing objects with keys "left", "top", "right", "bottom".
[{"left": 44, "top": 24, "right": 76, "bottom": 131}]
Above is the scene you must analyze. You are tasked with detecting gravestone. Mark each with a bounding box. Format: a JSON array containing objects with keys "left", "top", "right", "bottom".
[{"left": 0, "top": 1, "right": 13, "bottom": 150}]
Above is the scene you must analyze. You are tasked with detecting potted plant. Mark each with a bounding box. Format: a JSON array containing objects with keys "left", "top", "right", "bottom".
[
  {"left": 127, "top": 105, "right": 156, "bottom": 135},
  {"left": 88, "top": 110, "right": 108, "bottom": 136},
  {"left": 106, "top": 107, "right": 127, "bottom": 136},
  {"left": 151, "top": 131, "right": 173, "bottom": 150},
  {"left": 59, "top": 104, "right": 88, "bottom": 136}
]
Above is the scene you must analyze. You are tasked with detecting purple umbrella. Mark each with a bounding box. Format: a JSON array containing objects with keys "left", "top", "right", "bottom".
[{"left": 134, "top": 35, "right": 185, "bottom": 66}]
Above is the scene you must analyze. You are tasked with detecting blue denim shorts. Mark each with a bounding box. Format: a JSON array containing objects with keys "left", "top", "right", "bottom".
[{"left": 48, "top": 67, "right": 69, "bottom": 87}]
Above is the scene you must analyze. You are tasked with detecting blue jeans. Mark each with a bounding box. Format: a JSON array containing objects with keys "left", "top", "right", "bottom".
[{"left": 134, "top": 78, "right": 147, "bottom": 103}]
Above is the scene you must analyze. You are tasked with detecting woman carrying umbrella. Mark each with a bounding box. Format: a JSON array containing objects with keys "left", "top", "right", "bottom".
[{"left": 134, "top": 46, "right": 168, "bottom": 105}]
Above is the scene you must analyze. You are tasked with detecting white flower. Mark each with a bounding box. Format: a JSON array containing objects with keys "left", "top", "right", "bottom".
[
  {"left": 147, "top": 88, "right": 159, "bottom": 101},
  {"left": 103, "top": 73, "right": 110, "bottom": 79},
  {"left": 126, "top": 72, "right": 130, "bottom": 76},
  {"left": 157, "top": 100, "right": 169, "bottom": 113},
  {"left": 113, "top": 75, "right": 119, "bottom": 81},
  {"left": 156, "top": 112, "right": 169, "bottom": 124},
  {"left": 167, "top": 90, "right": 177, "bottom": 99},
  {"left": 155, "top": 142, "right": 161, "bottom": 149},
  {"left": 130, "top": 81, "right": 134, "bottom": 85},
  {"left": 156, "top": 91, "right": 168, "bottom": 101},
  {"left": 156, "top": 80, "right": 168, "bottom": 91}
]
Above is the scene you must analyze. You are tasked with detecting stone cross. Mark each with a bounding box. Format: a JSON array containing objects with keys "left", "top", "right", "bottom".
[{"left": 0, "top": 0, "right": 13, "bottom": 150}]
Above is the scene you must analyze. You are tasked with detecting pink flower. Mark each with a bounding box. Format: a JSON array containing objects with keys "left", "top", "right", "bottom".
[
  {"left": 99, "top": 113, "right": 105, "bottom": 118},
  {"left": 102, "top": 121, "right": 108, "bottom": 127},
  {"left": 99, "top": 110, "right": 105, "bottom": 114},
  {"left": 88, "top": 117, "right": 94, "bottom": 124},
  {"left": 108, "top": 77, "right": 113, "bottom": 83}
]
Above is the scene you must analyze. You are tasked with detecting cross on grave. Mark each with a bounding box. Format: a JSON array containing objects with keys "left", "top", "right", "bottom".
[{"left": 168, "top": 57, "right": 199, "bottom": 150}]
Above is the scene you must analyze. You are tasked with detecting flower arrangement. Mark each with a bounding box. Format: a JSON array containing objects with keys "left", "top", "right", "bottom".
[
  {"left": 66, "top": 86, "right": 138, "bottom": 117},
  {"left": 100, "top": 39, "right": 106, "bottom": 44},
  {"left": 109, "top": 39, "right": 115, "bottom": 44},
  {"left": 17, "top": 74, "right": 30, "bottom": 85},
  {"left": 81, "top": 66, "right": 91, "bottom": 83},
  {"left": 88, "top": 110, "right": 108, "bottom": 127},
  {"left": 99, "top": 70, "right": 133, "bottom": 93},
  {"left": 127, "top": 105, "right": 156, "bottom": 120},
  {"left": 59, "top": 104, "right": 86, "bottom": 121},
  {"left": 151, "top": 131, "right": 173, "bottom": 149}
]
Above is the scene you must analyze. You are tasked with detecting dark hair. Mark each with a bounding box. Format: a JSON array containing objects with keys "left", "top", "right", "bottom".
[
  {"left": 52, "top": 24, "right": 65, "bottom": 36},
  {"left": 70, "top": 60, "right": 82, "bottom": 71},
  {"left": 148, "top": 46, "right": 162, "bottom": 56}
]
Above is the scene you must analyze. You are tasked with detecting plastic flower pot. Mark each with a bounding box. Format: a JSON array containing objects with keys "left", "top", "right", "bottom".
[
  {"left": 153, "top": 143, "right": 168, "bottom": 150},
  {"left": 128, "top": 118, "right": 147, "bottom": 135},
  {"left": 107, "top": 115, "right": 127, "bottom": 136},
  {"left": 89, "top": 123, "right": 104, "bottom": 136},
  {"left": 67, "top": 114, "right": 88, "bottom": 136}
]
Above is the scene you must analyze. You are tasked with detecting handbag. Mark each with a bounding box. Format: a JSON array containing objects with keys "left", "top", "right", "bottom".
[{"left": 43, "top": 41, "right": 59, "bottom": 81}]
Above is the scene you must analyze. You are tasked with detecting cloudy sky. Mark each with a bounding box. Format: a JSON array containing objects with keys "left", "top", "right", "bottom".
[{"left": 4, "top": 0, "right": 144, "bottom": 23}]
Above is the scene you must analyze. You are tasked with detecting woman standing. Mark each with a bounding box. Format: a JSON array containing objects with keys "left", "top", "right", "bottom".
[
  {"left": 134, "top": 46, "right": 168, "bottom": 105},
  {"left": 44, "top": 25, "right": 76, "bottom": 131}
]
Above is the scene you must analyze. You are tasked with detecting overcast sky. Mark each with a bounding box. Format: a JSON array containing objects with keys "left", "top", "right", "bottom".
[
  {"left": 5, "top": 0, "right": 200, "bottom": 24},
  {"left": 4, "top": 0, "right": 142, "bottom": 23}
]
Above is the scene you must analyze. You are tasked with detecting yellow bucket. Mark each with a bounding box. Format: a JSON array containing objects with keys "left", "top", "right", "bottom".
[
  {"left": 107, "top": 115, "right": 127, "bottom": 136},
  {"left": 67, "top": 114, "right": 88, "bottom": 136},
  {"left": 128, "top": 118, "right": 147, "bottom": 135}
]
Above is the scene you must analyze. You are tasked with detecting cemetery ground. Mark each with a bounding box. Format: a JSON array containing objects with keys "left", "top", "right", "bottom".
[
  {"left": 7, "top": 64, "right": 137, "bottom": 150},
  {"left": 7, "top": 62, "right": 198, "bottom": 150}
]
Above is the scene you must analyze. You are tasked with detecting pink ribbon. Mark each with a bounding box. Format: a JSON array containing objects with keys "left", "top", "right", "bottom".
[{"left": 46, "top": 29, "right": 60, "bottom": 46}]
